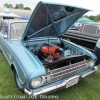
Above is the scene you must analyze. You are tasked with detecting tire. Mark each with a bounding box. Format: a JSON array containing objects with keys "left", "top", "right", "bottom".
[{"left": 14, "top": 70, "right": 24, "bottom": 92}]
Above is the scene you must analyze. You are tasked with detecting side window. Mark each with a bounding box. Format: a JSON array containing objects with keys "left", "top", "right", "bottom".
[
  {"left": 5, "top": 24, "right": 8, "bottom": 35},
  {"left": 82, "top": 24, "right": 97, "bottom": 34},
  {"left": 0, "top": 22, "right": 8, "bottom": 35},
  {"left": 0, "top": 23, "right": 4, "bottom": 34},
  {"left": 0, "top": 22, "right": 2, "bottom": 31}
]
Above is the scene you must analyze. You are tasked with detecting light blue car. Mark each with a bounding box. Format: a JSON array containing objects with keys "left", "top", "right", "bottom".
[{"left": 0, "top": 1, "right": 98, "bottom": 97}]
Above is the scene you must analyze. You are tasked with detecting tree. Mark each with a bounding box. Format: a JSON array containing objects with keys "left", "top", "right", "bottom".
[
  {"left": 94, "top": 14, "right": 100, "bottom": 21},
  {"left": 4, "top": 3, "right": 13, "bottom": 8},
  {"left": 24, "top": 7, "right": 31, "bottom": 10},
  {"left": 4, "top": 3, "right": 31, "bottom": 10},
  {"left": 88, "top": 15, "right": 95, "bottom": 21},
  {"left": 84, "top": 14, "right": 100, "bottom": 21},
  {"left": 9, "top": 4, "right": 13, "bottom": 8},
  {"left": 15, "top": 3, "right": 24, "bottom": 9},
  {"left": 19, "top": 3, "right": 24, "bottom": 9},
  {"left": 84, "top": 15, "right": 95, "bottom": 21},
  {"left": 4, "top": 3, "right": 9, "bottom": 8},
  {"left": 15, "top": 4, "right": 20, "bottom": 9}
]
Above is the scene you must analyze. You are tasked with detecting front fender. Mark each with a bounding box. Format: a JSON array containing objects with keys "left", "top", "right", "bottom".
[
  {"left": 11, "top": 62, "right": 27, "bottom": 85},
  {"left": 64, "top": 39, "right": 97, "bottom": 61},
  {"left": 10, "top": 42, "right": 46, "bottom": 86}
]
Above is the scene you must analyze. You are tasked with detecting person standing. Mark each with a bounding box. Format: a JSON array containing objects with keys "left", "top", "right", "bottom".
[
  {"left": 94, "top": 38, "right": 100, "bottom": 65},
  {"left": 78, "top": 22, "right": 82, "bottom": 30}
]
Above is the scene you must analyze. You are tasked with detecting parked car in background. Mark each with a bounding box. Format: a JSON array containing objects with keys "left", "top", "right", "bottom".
[
  {"left": 69, "top": 24, "right": 78, "bottom": 30},
  {"left": 0, "top": 1, "right": 98, "bottom": 97},
  {"left": 65, "top": 22, "right": 100, "bottom": 51},
  {"left": 69, "top": 17, "right": 95, "bottom": 31}
]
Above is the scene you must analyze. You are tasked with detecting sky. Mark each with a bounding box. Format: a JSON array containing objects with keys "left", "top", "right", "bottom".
[{"left": 0, "top": 0, "right": 100, "bottom": 15}]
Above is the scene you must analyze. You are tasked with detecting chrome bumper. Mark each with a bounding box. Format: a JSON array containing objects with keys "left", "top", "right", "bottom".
[
  {"left": 81, "top": 66, "right": 98, "bottom": 78},
  {"left": 24, "top": 66, "right": 98, "bottom": 96}
]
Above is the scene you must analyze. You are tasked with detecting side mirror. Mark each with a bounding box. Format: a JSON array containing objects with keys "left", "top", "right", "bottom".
[{"left": 3, "top": 35, "right": 8, "bottom": 39}]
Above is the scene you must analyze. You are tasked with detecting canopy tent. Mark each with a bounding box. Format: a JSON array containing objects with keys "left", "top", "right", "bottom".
[
  {"left": 20, "top": 16, "right": 29, "bottom": 20},
  {"left": 77, "top": 17, "right": 95, "bottom": 23},
  {"left": 0, "top": 8, "right": 20, "bottom": 18},
  {"left": 74, "top": 17, "right": 95, "bottom": 28}
]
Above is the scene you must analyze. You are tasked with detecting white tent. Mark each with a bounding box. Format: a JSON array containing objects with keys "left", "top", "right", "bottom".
[{"left": 0, "top": 8, "right": 20, "bottom": 18}]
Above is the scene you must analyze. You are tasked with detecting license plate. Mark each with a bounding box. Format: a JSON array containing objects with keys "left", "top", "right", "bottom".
[{"left": 66, "top": 77, "right": 79, "bottom": 88}]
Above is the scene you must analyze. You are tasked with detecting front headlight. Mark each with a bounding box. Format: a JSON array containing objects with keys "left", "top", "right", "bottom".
[
  {"left": 89, "top": 60, "right": 95, "bottom": 67},
  {"left": 30, "top": 77, "right": 42, "bottom": 88}
]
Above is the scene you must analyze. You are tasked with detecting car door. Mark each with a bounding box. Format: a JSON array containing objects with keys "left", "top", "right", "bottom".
[{"left": 0, "top": 21, "right": 11, "bottom": 64}]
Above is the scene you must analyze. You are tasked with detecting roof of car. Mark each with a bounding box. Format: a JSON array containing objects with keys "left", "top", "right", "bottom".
[
  {"left": 0, "top": 19, "right": 28, "bottom": 24},
  {"left": 82, "top": 22, "right": 100, "bottom": 26}
]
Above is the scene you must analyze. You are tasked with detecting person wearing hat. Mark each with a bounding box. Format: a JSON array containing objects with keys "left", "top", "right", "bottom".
[{"left": 94, "top": 39, "right": 100, "bottom": 65}]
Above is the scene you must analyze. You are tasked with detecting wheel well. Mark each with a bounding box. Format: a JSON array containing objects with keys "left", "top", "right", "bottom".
[{"left": 11, "top": 64, "right": 15, "bottom": 71}]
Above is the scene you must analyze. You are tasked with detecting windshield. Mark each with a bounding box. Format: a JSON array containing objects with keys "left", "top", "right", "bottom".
[{"left": 10, "top": 22, "right": 27, "bottom": 40}]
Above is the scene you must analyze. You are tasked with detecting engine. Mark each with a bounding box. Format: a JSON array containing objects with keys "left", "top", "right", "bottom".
[{"left": 38, "top": 45, "right": 61, "bottom": 63}]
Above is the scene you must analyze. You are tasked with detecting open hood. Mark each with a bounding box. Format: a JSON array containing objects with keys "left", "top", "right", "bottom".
[{"left": 21, "top": 1, "right": 89, "bottom": 41}]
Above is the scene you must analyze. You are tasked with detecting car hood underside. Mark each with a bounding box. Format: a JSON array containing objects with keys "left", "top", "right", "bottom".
[{"left": 21, "top": 1, "right": 89, "bottom": 41}]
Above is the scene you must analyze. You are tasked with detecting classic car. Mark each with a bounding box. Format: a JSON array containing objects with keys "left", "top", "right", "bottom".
[
  {"left": 65, "top": 22, "right": 100, "bottom": 51},
  {"left": 0, "top": 1, "right": 98, "bottom": 97}
]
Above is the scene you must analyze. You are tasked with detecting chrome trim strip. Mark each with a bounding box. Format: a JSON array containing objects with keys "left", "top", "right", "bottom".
[
  {"left": 81, "top": 66, "right": 98, "bottom": 78},
  {"left": 24, "top": 66, "right": 98, "bottom": 96}
]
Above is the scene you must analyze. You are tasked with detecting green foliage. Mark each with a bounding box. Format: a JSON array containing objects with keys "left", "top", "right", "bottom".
[
  {"left": 15, "top": 4, "right": 20, "bottom": 9},
  {"left": 84, "top": 14, "right": 100, "bottom": 21},
  {"left": 4, "top": 3, "right": 13, "bottom": 8},
  {"left": 94, "top": 14, "right": 100, "bottom": 21},
  {"left": 24, "top": 7, "right": 31, "bottom": 10},
  {"left": 3, "top": 3, "right": 31, "bottom": 10},
  {"left": 15, "top": 3, "right": 24, "bottom": 9}
]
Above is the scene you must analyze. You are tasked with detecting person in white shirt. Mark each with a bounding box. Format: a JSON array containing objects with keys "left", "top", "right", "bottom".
[{"left": 94, "top": 39, "right": 100, "bottom": 65}]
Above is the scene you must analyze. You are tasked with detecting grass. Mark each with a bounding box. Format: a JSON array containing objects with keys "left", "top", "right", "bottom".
[{"left": 0, "top": 51, "right": 100, "bottom": 100}]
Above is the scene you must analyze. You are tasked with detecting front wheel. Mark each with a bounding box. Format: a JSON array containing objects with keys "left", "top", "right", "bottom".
[{"left": 14, "top": 70, "right": 24, "bottom": 92}]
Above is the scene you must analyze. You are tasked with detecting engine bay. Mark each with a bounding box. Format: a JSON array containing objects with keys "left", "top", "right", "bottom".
[
  {"left": 37, "top": 43, "right": 66, "bottom": 63},
  {"left": 40, "top": 45, "right": 60, "bottom": 62},
  {"left": 33, "top": 42, "right": 72, "bottom": 63},
  {"left": 27, "top": 38, "right": 90, "bottom": 70}
]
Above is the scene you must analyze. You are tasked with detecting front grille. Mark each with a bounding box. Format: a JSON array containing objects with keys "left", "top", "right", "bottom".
[{"left": 45, "top": 60, "right": 89, "bottom": 83}]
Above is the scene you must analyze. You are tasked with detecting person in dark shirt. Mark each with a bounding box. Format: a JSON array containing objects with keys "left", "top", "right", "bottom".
[{"left": 94, "top": 39, "right": 100, "bottom": 65}]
